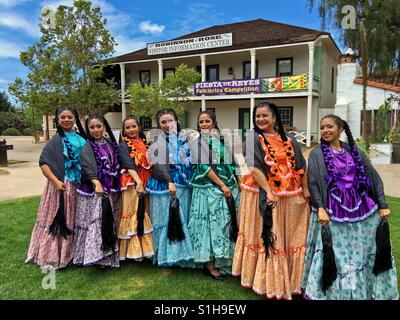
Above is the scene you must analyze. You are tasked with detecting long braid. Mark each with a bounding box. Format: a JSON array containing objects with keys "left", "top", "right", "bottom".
[
  {"left": 73, "top": 110, "right": 88, "bottom": 140},
  {"left": 320, "top": 115, "right": 370, "bottom": 192},
  {"left": 342, "top": 120, "right": 370, "bottom": 192}
]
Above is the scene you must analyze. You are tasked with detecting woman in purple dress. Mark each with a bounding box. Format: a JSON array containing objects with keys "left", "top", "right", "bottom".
[
  {"left": 302, "top": 115, "right": 398, "bottom": 299},
  {"left": 73, "top": 114, "right": 121, "bottom": 268}
]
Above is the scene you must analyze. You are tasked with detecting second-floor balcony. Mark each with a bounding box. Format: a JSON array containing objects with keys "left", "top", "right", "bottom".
[{"left": 119, "top": 73, "right": 320, "bottom": 101}]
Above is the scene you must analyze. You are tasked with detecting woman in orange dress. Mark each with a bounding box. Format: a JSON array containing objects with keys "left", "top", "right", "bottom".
[
  {"left": 117, "top": 116, "right": 154, "bottom": 261},
  {"left": 232, "top": 102, "right": 310, "bottom": 299}
]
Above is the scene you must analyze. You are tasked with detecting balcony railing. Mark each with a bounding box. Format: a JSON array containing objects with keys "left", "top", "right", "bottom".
[{"left": 120, "top": 73, "right": 320, "bottom": 101}]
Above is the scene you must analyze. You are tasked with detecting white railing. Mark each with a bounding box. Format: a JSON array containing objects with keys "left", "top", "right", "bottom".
[{"left": 288, "top": 130, "right": 315, "bottom": 145}]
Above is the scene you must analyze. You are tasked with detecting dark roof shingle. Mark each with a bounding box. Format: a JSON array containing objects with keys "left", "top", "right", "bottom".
[{"left": 110, "top": 18, "right": 330, "bottom": 63}]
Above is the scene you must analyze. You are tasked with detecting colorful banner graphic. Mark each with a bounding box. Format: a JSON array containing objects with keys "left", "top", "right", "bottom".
[
  {"left": 263, "top": 74, "right": 308, "bottom": 92},
  {"left": 193, "top": 74, "right": 308, "bottom": 96},
  {"left": 194, "top": 78, "right": 262, "bottom": 95}
]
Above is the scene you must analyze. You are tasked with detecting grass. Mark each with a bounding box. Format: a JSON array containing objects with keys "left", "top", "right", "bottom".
[
  {"left": 0, "top": 169, "right": 9, "bottom": 175},
  {"left": 1, "top": 196, "right": 399, "bottom": 300},
  {"left": 8, "top": 160, "right": 29, "bottom": 165},
  {"left": 0, "top": 196, "right": 263, "bottom": 300}
]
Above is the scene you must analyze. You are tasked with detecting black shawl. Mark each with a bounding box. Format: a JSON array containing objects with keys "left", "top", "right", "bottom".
[
  {"left": 245, "top": 130, "right": 306, "bottom": 256},
  {"left": 119, "top": 140, "right": 139, "bottom": 171},
  {"left": 39, "top": 132, "right": 65, "bottom": 181},
  {"left": 39, "top": 132, "right": 71, "bottom": 238}
]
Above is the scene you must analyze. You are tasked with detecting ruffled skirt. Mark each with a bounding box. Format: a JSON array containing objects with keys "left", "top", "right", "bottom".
[
  {"left": 118, "top": 186, "right": 154, "bottom": 261},
  {"left": 26, "top": 180, "right": 77, "bottom": 269},
  {"left": 73, "top": 192, "right": 120, "bottom": 268},
  {"left": 302, "top": 211, "right": 399, "bottom": 300},
  {"left": 188, "top": 185, "right": 240, "bottom": 273}
]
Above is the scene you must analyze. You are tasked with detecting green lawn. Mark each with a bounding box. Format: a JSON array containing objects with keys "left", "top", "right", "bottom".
[{"left": 0, "top": 196, "right": 399, "bottom": 300}]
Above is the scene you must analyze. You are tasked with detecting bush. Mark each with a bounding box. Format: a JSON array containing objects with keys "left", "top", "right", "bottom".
[
  {"left": 22, "top": 128, "right": 34, "bottom": 136},
  {"left": 355, "top": 137, "right": 370, "bottom": 158},
  {"left": 2, "top": 128, "right": 21, "bottom": 136}
]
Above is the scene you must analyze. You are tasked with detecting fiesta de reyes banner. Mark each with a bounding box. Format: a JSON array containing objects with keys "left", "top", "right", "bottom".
[{"left": 194, "top": 74, "right": 308, "bottom": 96}]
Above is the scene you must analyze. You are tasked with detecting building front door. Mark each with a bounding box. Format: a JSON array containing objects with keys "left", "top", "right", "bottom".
[{"left": 238, "top": 108, "right": 250, "bottom": 139}]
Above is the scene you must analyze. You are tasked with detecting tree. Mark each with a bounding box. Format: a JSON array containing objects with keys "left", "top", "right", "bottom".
[
  {"left": 9, "top": 0, "right": 120, "bottom": 140},
  {"left": 0, "top": 91, "right": 13, "bottom": 112},
  {"left": 307, "top": 0, "right": 400, "bottom": 146},
  {"left": 128, "top": 64, "right": 201, "bottom": 120}
]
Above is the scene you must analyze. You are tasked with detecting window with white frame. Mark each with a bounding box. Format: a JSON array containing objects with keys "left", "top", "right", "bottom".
[
  {"left": 140, "top": 116, "right": 152, "bottom": 130},
  {"left": 277, "top": 107, "right": 293, "bottom": 127},
  {"left": 139, "top": 70, "right": 151, "bottom": 86},
  {"left": 243, "top": 61, "right": 259, "bottom": 79},
  {"left": 276, "top": 58, "right": 293, "bottom": 77}
]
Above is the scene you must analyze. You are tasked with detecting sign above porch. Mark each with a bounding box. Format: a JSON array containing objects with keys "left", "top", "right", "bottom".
[
  {"left": 147, "top": 33, "right": 233, "bottom": 55},
  {"left": 194, "top": 74, "right": 309, "bottom": 95}
]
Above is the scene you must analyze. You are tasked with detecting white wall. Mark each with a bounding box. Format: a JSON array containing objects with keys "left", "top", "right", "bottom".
[
  {"left": 319, "top": 45, "right": 337, "bottom": 109},
  {"left": 335, "top": 62, "right": 398, "bottom": 139}
]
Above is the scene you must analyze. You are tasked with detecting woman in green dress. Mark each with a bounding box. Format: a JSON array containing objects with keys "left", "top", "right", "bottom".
[{"left": 188, "top": 110, "right": 240, "bottom": 280}]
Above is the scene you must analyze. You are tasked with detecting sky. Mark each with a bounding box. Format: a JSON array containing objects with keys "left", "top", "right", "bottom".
[{"left": 0, "top": 0, "right": 343, "bottom": 104}]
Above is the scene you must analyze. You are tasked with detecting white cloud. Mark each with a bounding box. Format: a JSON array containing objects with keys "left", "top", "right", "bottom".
[
  {"left": 41, "top": 0, "right": 131, "bottom": 32},
  {"left": 0, "top": 78, "right": 9, "bottom": 84},
  {"left": 0, "top": 12, "right": 40, "bottom": 37},
  {"left": 139, "top": 21, "right": 165, "bottom": 35},
  {"left": 0, "top": 38, "right": 26, "bottom": 58},
  {"left": 113, "top": 35, "right": 146, "bottom": 56}
]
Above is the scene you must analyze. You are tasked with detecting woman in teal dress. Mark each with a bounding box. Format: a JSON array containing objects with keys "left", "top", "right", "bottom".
[
  {"left": 26, "top": 107, "right": 87, "bottom": 269},
  {"left": 188, "top": 110, "right": 240, "bottom": 280},
  {"left": 146, "top": 108, "right": 194, "bottom": 267}
]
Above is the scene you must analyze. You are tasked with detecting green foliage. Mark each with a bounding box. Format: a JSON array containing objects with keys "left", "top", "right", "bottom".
[
  {"left": 0, "top": 91, "right": 13, "bottom": 112},
  {"left": 307, "top": 0, "right": 400, "bottom": 74},
  {"left": 389, "top": 125, "right": 400, "bottom": 144},
  {"left": 376, "top": 100, "right": 392, "bottom": 141},
  {"left": 128, "top": 64, "right": 201, "bottom": 121},
  {"left": 0, "top": 111, "right": 29, "bottom": 134},
  {"left": 2, "top": 128, "right": 21, "bottom": 136},
  {"left": 8, "top": 0, "right": 119, "bottom": 118},
  {"left": 355, "top": 137, "right": 370, "bottom": 157},
  {"left": 22, "top": 128, "right": 34, "bottom": 136}
]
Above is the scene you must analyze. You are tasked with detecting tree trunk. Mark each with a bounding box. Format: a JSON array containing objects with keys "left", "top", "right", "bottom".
[
  {"left": 359, "top": 20, "right": 369, "bottom": 148},
  {"left": 45, "top": 112, "right": 50, "bottom": 141}
]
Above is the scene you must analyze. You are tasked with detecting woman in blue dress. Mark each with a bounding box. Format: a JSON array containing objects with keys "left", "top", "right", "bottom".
[{"left": 146, "top": 108, "right": 194, "bottom": 267}]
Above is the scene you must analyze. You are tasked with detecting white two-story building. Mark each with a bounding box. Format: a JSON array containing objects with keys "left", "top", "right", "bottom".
[{"left": 104, "top": 19, "right": 341, "bottom": 146}]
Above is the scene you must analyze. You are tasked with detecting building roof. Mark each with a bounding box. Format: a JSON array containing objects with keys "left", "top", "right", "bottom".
[
  {"left": 354, "top": 71, "right": 400, "bottom": 93},
  {"left": 110, "top": 19, "right": 331, "bottom": 64}
]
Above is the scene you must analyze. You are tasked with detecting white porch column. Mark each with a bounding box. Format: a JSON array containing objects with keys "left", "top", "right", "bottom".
[
  {"left": 201, "top": 54, "right": 206, "bottom": 82},
  {"left": 201, "top": 54, "right": 206, "bottom": 111},
  {"left": 158, "top": 59, "right": 163, "bottom": 83},
  {"left": 120, "top": 63, "right": 127, "bottom": 120},
  {"left": 250, "top": 49, "right": 256, "bottom": 78},
  {"left": 250, "top": 97, "right": 255, "bottom": 130},
  {"left": 306, "top": 42, "right": 315, "bottom": 147},
  {"left": 250, "top": 49, "right": 256, "bottom": 129}
]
